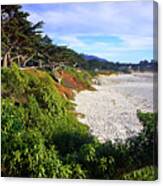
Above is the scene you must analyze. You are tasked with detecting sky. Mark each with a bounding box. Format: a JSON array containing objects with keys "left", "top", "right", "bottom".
[{"left": 22, "top": 1, "right": 154, "bottom": 63}]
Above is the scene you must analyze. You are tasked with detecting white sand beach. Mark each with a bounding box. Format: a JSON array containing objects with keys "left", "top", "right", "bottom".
[{"left": 74, "top": 72, "right": 157, "bottom": 143}]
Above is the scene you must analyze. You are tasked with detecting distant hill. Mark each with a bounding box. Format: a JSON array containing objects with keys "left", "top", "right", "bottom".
[
  {"left": 81, "top": 54, "right": 108, "bottom": 63},
  {"left": 79, "top": 54, "right": 157, "bottom": 73}
]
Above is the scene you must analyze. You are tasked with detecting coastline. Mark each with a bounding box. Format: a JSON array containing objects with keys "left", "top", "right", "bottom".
[{"left": 74, "top": 72, "right": 155, "bottom": 143}]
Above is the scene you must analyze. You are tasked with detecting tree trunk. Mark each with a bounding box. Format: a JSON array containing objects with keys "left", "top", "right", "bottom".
[
  {"left": 10, "top": 55, "right": 23, "bottom": 67},
  {"left": 3, "top": 52, "right": 8, "bottom": 67},
  {"left": 22, "top": 54, "right": 35, "bottom": 67},
  {"left": 8, "top": 52, "right": 12, "bottom": 67},
  {"left": 2, "top": 47, "right": 13, "bottom": 67},
  {"left": 39, "top": 59, "right": 42, "bottom": 68},
  {"left": 18, "top": 56, "right": 21, "bottom": 67}
]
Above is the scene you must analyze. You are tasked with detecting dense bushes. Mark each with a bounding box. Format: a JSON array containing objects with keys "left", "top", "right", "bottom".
[
  {"left": 1, "top": 65, "right": 92, "bottom": 177},
  {"left": 121, "top": 166, "right": 157, "bottom": 181},
  {"left": 126, "top": 112, "right": 158, "bottom": 168},
  {"left": 1, "top": 65, "right": 158, "bottom": 180},
  {"left": 63, "top": 66, "right": 94, "bottom": 89}
]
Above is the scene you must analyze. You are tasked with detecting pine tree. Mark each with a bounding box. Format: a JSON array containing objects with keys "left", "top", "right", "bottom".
[{"left": 1, "top": 5, "right": 43, "bottom": 67}]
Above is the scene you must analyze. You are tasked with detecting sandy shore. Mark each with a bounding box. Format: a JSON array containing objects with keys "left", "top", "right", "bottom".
[{"left": 74, "top": 72, "right": 156, "bottom": 143}]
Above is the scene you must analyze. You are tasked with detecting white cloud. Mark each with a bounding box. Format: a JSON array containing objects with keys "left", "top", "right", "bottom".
[
  {"left": 49, "top": 33, "right": 152, "bottom": 62},
  {"left": 22, "top": 1, "right": 154, "bottom": 62},
  {"left": 116, "top": 35, "right": 153, "bottom": 50},
  {"left": 58, "top": 35, "right": 86, "bottom": 48},
  {"left": 24, "top": 1, "right": 153, "bottom": 37},
  {"left": 55, "top": 34, "right": 153, "bottom": 51}
]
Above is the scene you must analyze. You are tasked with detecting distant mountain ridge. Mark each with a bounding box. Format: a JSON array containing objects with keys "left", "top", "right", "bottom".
[
  {"left": 81, "top": 54, "right": 108, "bottom": 62},
  {"left": 80, "top": 54, "right": 157, "bottom": 73}
]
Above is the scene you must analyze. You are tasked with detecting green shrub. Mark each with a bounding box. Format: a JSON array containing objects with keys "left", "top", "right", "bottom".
[
  {"left": 121, "top": 166, "right": 158, "bottom": 181},
  {"left": 1, "top": 64, "right": 28, "bottom": 99},
  {"left": 1, "top": 65, "right": 158, "bottom": 179},
  {"left": 127, "top": 112, "right": 158, "bottom": 168},
  {"left": 64, "top": 66, "right": 93, "bottom": 88},
  {"left": 1, "top": 65, "right": 91, "bottom": 177}
]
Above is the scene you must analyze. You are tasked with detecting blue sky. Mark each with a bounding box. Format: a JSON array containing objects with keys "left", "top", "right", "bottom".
[{"left": 22, "top": 1, "right": 154, "bottom": 63}]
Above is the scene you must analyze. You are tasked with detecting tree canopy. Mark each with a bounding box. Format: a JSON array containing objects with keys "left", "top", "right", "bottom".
[
  {"left": 1, "top": 5, "right": 85, "bottom": 68},
  {"left": 1, "top": 5, "right": 44, "bottom": 67}
]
